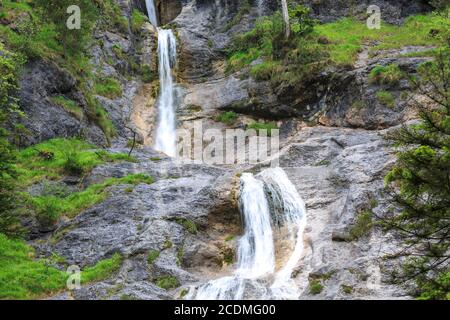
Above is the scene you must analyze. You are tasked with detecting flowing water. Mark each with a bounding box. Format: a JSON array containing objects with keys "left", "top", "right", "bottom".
[
  {"left": 153, "top": 29, "right": 177, "bottom": 157},
  {"left": 146, "top": 0, "right": 178, "bottom": 157},
  {"left": 145, "top": 0, "right": 158, "bottom": 27},
  {"left": 191, "top": 168, "right": 307, "bottom": 300}
]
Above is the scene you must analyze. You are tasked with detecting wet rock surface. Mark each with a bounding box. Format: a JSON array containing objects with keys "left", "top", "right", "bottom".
[{"left": 20, "top": 0, "right": 435, "bottom": 300}]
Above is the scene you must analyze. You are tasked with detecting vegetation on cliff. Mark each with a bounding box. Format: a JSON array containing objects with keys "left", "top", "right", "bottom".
[{"left": 383, "top": 50, "right": 450, "bottom": 300}]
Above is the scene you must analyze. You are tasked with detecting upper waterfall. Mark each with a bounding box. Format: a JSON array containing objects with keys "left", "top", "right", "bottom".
[
  {"left": 190, "top": 167, "right": 307, "bottom": 300},
  {"left": 145, "top": 0, "right": 158, "bottom": 27},
  {"left": 154, "top": 29, "right": 178, "bottom": 157}
]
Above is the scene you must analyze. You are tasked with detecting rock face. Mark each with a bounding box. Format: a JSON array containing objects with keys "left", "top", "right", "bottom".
[
  {"left": 16, "top": 61, "right": 108, "bottom": 147},
  {"left": 20, "top": 0, "right": 435, "bottom": 300},
  {"left": 273, "top": 126, "right": 405, "bottom": 299}
]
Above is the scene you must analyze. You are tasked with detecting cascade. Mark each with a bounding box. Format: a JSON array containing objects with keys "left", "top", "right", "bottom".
[
  {"left": 145, "top": 0, "right": 158, "bottom": 27},
  {"left": 191, "top": 168, "right": 307, "bottom": 300},
  {"left": 146, "top": 0, "right": 178, "bottom": 157}
]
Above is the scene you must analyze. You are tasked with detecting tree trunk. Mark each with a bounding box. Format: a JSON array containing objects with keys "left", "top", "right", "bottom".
[{"left": 281, "top": 0, "right": 290, "bottom": 39}]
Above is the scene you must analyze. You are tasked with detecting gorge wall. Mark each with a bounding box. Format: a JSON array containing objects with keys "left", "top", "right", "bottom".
[{"left": 12, "top": 0, "right": 438, "bottom": 300}]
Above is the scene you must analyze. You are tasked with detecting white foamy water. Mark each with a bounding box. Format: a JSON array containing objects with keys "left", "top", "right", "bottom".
[
  {"left": 191, "top": 168, "right": 307, "bottom": 300},
  {"left": 153, "top": 29, "right": 177, "bottom": 157},
  {"left": 145, "top": 0, "right": 158, "bottom": 27}
]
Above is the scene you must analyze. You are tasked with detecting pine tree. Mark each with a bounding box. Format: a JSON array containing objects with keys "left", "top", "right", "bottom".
[{"left": 383, "top": 50, "right": 450, "bottom": 300}]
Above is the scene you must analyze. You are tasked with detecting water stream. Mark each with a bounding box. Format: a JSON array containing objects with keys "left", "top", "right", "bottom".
[
  {"left": 146, "top": 0, "right": 178, "bottom": 157},
  {"left": 191, "top": 167, "right": 307, "bottom": 300}
]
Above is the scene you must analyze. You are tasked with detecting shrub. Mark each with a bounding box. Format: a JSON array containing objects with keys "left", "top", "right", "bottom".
[
  {"left": 176, "top": 218, "right": 198, "bottom": 235},
  {"left": 147, "top": 249, "right": 160, "bottom": 265},
  {"left": 250, "top": 60, "right": 282, "bottom": 81},
  {"left": 34, "top": 196, "right": 64, "bottom": 227},
  {"left": 376, "top": 91, "right": 396, "bottom": 108},
  {"left": 247, "top": 122, "right": 278, "bottom": 136},
  {"left": 349, "top": 210, "right": 373, "bottom": 240},
  {"left": 63, "top": 150, "right": 85, "bottom": 176},
  {"left": 369, "top": 64, "right": 404, "bottom": 86},
  {"left": 215, "top": 111, "right": 237, "bottom": 125},
  {"left": 141, "top": 65, "right": 155, "bottom": 83},
  {"left": 80, "top": 253, "right": 122, "bottom": 283},
  {"left": 131, "top": 9, "right": 147, "bottom": 33},
  {"left": 94, "top": 77, "right": 122, "bottom": 99},
  {"left": 51, "top": 95, "right": 83, "bottom": 120},
  {"left": 309, "top": 280, "right": 324, "bottom": 295},
  {"left": 156, "top": 276, "right": 180, "bottom": 290}
]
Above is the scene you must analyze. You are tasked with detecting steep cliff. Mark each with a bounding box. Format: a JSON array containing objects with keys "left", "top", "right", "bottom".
[{"left": 1, "top": 0, "right": 446, "bottom": 300}]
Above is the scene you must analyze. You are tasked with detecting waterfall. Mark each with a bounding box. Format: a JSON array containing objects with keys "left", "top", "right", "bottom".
[
  {"left": 154, "top": 29, "right": 177, "bottom": 157},
  {"left": 145, "top": 0, "right": 178, "bottom": 157},
  {"left": 145, "top": 0, "right": 158, "bottom": 27},
  {"left": 191, "top": 168, "right": 307, "bottom": 300}
]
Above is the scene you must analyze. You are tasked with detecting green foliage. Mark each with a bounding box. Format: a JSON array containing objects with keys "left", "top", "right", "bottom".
[
  {"left": 31, "top": 174, "right": 155, "bottom": 226},
  {"left": 247, "top": 122, "right": 278, "bottom": 136},
  {"left": 0, "top": 233, "right": 123, "bottom": 299},
  {"left": 176, "top": 245, "right": 184, "bottom": 266},
  {"left": 288, "top": 4, "right": 316, "bottom": 36},
  {"left": 0, "top": 45, "right": 22, "bottom": 236},
  {"left": 34, "top": 0, "right": 98, "bottom": 56},
  {"left": 156, "top": 276, "right": 180, "bottom": 290},
  {"left": 222, "top": 247, "right": 235, "bottom": 265},
  {"left": 349, "top": 210, "right": 373, "bottom": 240},
  {"left": 228, "top": 8, "right": 328, "bottom": 90},
  {"left": 51, "top": 95, "right": 83, "bottom": 120},
  {"left": 16, "top": 138, "right": 134, "bottom": 186},
  {"left": 224, "top": 235, "right": 235, "bottom": 242},
  {"left": 94, "top": 77, "right": 123, "bottom": 99},
  {"left": 250, "top": 61, "right": 282, "bottom": 81},
  {"left": 141, "top": 65, "right": 155, "bottom": 83},
  {"left": 98, "top": 0, "right": 129, "bottom": 34},
  {"left": 215, "top": 111, "right": 238, "bottom": 125},
  {"left": 383, "top": 50, "right": 450, "bottom": 300},
  {"left": 376, "top": 91, "right": 396, "bottom": 108},
  {"left": 80, "top": 253, "right": 122, "bottom": 284},
  {"left": 131, "top": 9, "right": 147, "bottom": 33},
  {"left": 369, "top": 64, "right": 404, "bottom": 86},
  {"left": 147, "top": 249, "right": 160, "bottom": 266},
  {"left": 176, "top": 218, "right": 198, "bottom": 235},
  {"left": 315, "top": 14, "right": 450, "bottom": 66},
  {"left": 309, "top": 280, "right": 324, "bottom": 295},
  {"left": 0, "top": 233, "right": 67, "bottom": 299}
]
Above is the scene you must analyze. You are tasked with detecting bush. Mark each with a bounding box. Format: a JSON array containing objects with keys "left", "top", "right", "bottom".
[
  {"left": 141, "top": 65, "right": 155, "bottom": 83},
  {"left": 80, "top": 253, "right": 122, "bottom": 283},
  {"left": 94, "top": 77, "right": 122, "bottom": 99},
  {"left": 309, "top": 280, "right": 324, "bottom": 295},
  {"left": 250, "top": 61, "right": 282, "bottom": 81},
  {"left": 349, "top": 210, "right": 373, "bottom": 240},
  {"left": 147, "top": 249, "right": 160, "bottom": 265},
  {"left": 215, "top": 111, "right": 237, "bottom": 125},
  {"left": 176, "top": 218, "right": 198, "bottom": 235},
  {"left": 34, "top": 196, "right": 64, "bottom": 227},
  {"left": 51, "top": 95, "right": 83, "bottom": 120},
  {"left": 131, "top": 9, "right": 147, "bottom": 33},
  {"left": 247, "top": 122, "right": 278, "bottom": 136},
  {"left": 156, "top": 276, "right": 180, "bottom": 290},
  {"left": 376, "top": 91, "right": 396, "bottom": 108},
  {"left": 63, "top": 150, "right": 85, "bottom": 176},
  {"left": 369, "top": 64, "right": 404, "bottom": 86}
]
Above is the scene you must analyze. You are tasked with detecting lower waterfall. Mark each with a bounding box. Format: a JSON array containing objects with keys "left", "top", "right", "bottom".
[{"left": 190, "top": 167, "right": 307, "bottom": 300}]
